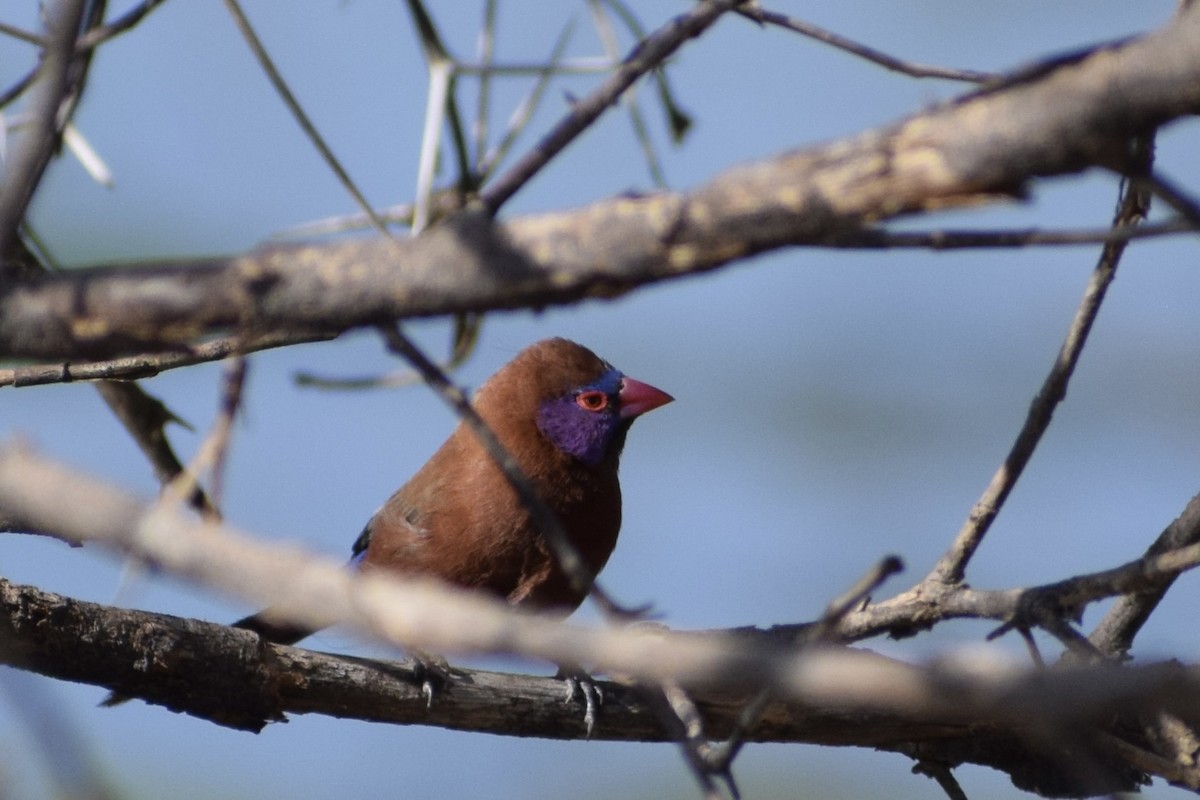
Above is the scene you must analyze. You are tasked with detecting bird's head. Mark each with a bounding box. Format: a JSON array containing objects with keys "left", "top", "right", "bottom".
[
  {"left": 476, "top": 338, "right": 673, "bottom": 467},
  {"left": 536, "top": 364, "right": 673, "bottom": 466}
]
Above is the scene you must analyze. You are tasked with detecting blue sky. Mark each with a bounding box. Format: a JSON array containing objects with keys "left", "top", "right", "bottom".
[{"left": 2, "top": 2, "right": 1196, "bottom": 798}]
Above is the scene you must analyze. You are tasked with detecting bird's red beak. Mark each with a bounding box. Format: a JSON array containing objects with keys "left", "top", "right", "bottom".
[{"left": 618, "top": 377, "right": 674, "bottom": 419}]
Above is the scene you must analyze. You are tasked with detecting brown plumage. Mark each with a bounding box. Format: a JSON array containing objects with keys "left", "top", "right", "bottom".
[{"left": 236, "top": 337, "right": 673, "bottom": 644}]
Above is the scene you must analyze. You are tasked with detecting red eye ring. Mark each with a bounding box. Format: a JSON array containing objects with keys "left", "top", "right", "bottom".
[{"left": 576, "top": 390, "right": 609, "bottom": 412}]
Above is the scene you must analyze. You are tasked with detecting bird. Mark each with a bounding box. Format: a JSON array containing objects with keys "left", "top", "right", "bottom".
[{"left": 232, "top": 337, "right": 673, "bottom": 725}]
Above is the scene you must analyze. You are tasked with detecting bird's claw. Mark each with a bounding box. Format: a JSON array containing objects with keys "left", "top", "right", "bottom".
[
  {"left": 411, "top": 653, "right": 451, "bottom": 708},
  {"left": 560, "top": 670, "right": 603, "bottom": 738}
]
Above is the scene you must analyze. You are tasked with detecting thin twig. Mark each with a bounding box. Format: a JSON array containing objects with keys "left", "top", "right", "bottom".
[
  {"left": 294, "top": 317, "right": 477, "bottom": 391},
  {"left": 477, "top": 19, "right": 577, "bottom": 180},
  {"left": 472, "top": 0, "right": 497, "bottom": 171},
  {"left": 634, "top": 677, "right": 729, "bottom": 800},
  {"left": 1015, "top": 626, "right": 1046, "bottom": 668},
  {"left": 455, "top": 59, "right": 613, "bottom": 76},
  {"left": 1089, "top": 492, "right": 1200, "bottom": 657},
  {"left": 706, "top": 557, "right": 905, "bottom": 778},
  {"left": 740, "top": 6, "right": 995, "bottom": 83},
  {"left": 912, "top": 761, "right": 971, "bottom": 800},
  {"left": 481, "top": 0, "right": 740, "bottom": 212},
  {"left": 76, "top": 0, "right": 168, "bottom": 49},
  {"left": 272, "top": 192, "right": 468, "bottom": 238},
  {"left": 412, "top": 60, "right": 453, "bottom": 234},
  {"left": 0, "top": 330, "right": 337, "bottom": 388},
  {"left": 402, "top": 0, "right": 473, "bottom": 195},
  {"left": 0, "top": 20, "right": 43, "bottom": 46},
  {"left": 927, "top": 135, "right": 1155, "bottom": 585},
  {"left": 377, "top": 324, "right": 634, "bottom": 617},
  {"left": 1036, "top": 615, "right": 1104, "bottom": 662},
  {"left": 294, "top": 368, "right": 427, "bottom": 391},
  {"left": 825, "top": 219, "right": 1195, "bottom": 249},
  {"left": 93, "top": 381, "right": 217, "bottom": 518},
  {"left": 766, "top": 526, "right": 1200, "bottom": 647},
  {"left": 161, "top": 357, "right": 248, "bottom": 516},
  {"left": 0, "top": 66, "right": 37, "bottom": 108},
  {"left": 811, "top": 555, "right": 905, "bottom": 640},
  {"left": 207, "top": 357, "right": 248, "bottom": 510},
  {"left": 1134, "top": 169, "right": 1200, "bottom": 228},
  {"left": 61, "top": 122, "right": 114, "bottom": 187},
  {"left": 294, "top": 351, "right": 470, "bottom": 391},
  {"left": 597, "top": 0, "right": 694, "bottom": 143},
  {"left": 222, "top": 0, "right": 391, "bottom": 239},
  {"left": 589, "top": 0, "right": 667, "bottom": 187}
]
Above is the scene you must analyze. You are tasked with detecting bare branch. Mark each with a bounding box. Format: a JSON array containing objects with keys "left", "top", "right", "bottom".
[
  {"left": 756, "top": 516, "right": 1200, "bottom": 645},
  {"left": 2, "top": 9, "right": 1199, "bottom": 361},
  {"left": 0, "top": 329, "right": 337, "bottom": 389},
  {"left": 739, "top": 6, "right": 996, "bottom": 83},
  {"left": 0, "top": 574, "right": 1190, "bottom": 796},
  {"left": 93, "top": 380, "right": 217, "bottom": 517},
  {"left": 1090, "top": 493, "right": 1200, "bottom": 658},
  {"left": 912, "top": 761, "right": 971, "bottom": 800},
  {"left": 0, "top": 19, "right": 43, "bottom": 46},
  {"left": 0, "top": 65, "right": 37, "bottom": 108},
  {"left": 1136, "top": 169, "right": 1200, "bottom": 228},
  {"left": 704, "top": 556, "right": 907, "bottom": 783},
  {"left": 6, "top": 447, "right": 1200, "bottom": 793},
  {"left": 158, "top": 356, "right": 247, "bottom": 515},
  {"left": 928, "top": 135, "right": 1155, "bottom": 586},
  {"left": 481, "top": 0, "right": 741, "bottom": 211}
]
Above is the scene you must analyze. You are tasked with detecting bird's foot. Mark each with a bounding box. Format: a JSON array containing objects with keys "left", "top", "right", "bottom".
[
  {"left": 411, "top": 651, "right": 452, "bottom": 708},
  {"left": 557, "top": 666, "right": 603, "bottom": 738}
]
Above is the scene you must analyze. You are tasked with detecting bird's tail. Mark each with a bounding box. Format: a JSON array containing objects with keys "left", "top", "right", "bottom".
[
  {"left": 100, "top": 610, "right": 316, "bottom": 707},
  {"left": 230, "top": 610, "right": 316, "bottom": 646}
]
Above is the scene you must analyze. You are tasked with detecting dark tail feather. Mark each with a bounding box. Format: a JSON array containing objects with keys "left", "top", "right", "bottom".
[
  {"left": 231, "top": 610, "right": 316, "bottom": 646},
  {"left": 99, "top": 690, "right": 133, "bottom": 708},
  {"left": 100, "top": 611, "right": 316, "bottom": 707}
]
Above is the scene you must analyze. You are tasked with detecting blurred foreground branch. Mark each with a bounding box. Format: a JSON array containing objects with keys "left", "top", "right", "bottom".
[{"left": 5, "top": 445, "right": 1200, "bottom": 795}]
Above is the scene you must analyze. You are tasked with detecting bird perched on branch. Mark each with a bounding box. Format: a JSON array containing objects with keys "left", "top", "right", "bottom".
[{"left": 233, "top": 337, "right": 673, "bottom": 724}]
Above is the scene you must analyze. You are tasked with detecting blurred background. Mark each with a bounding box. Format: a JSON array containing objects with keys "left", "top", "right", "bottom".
[{"left": 1, "top": 1, "right": 1197, "bottom": 797}]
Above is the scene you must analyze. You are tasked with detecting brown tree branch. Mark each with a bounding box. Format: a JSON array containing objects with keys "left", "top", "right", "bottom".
[
  {"left": 0, "top": 580, "right": 1192, "bottom": 797},
  {"left": 4, "top": 218, "right": 1195, "bottom": 389},
  {"left": 6, "top": 447, "right": 1200, "bottom": 684},
  {"left": 1, "top": 6, "right": 1198, "bottom": 361}
]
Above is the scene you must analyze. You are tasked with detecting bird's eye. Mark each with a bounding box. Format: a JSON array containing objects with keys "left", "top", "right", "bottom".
[{"left": 576, "top": 390, "right": 609, "bottom": 412}]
